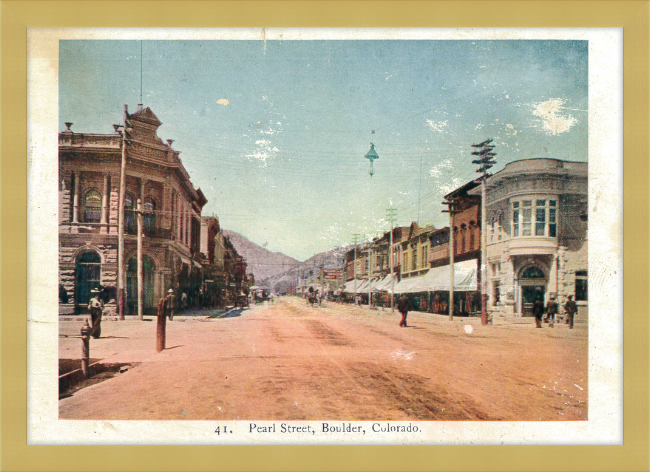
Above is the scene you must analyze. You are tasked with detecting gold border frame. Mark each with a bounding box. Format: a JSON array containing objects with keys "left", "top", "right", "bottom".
[{"left": 2, "top": 1, "right": 648, "bottom": 471}]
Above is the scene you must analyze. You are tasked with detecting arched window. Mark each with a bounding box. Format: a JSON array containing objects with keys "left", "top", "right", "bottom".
[
  {"left": 144, "top": 198, "right": 156, "bottom": 236},
  {"left": 521, "top": 266, "right": 545, "bottom": 279},
  {"left": 460, "top": 225, "right": 467, "bottom": 253},
  {"left": 125, "top": 193, "right": 136, "bottom": 235},
  {"left": 469, "top": 224, "right": 476, "bottom": 250},
  {"left": 84, "top": 189, "right": 102, "bottom": 223}
]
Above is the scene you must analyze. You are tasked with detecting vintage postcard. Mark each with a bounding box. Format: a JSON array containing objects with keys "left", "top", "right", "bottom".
[{"left": 27, "top": 27, "right": 622, "bottom": 445}]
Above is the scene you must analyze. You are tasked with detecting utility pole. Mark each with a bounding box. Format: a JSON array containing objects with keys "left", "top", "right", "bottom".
[
  {"left": 386, "top": 207, "right": 397, "bottom": 312},
  {"left": 366, "top": 247, "right": 373, "bottom": 307},
  {"left": 136, "top": 198, "right": 144, "bottom": 320},
  {"left": 442, "top": 198, "right": 460, "bottom": 321},
  {"left": 116, "top": 105, "right": 131, "bottom": 320},
  {"left": 417, "top": 155, "right": 423, "bottom": 224},
  {"left": 352, "top": 233, "right": 360, "bottom": 304},
  {"left": 472, "top": 138, "right": 496, "bottom": 326}
]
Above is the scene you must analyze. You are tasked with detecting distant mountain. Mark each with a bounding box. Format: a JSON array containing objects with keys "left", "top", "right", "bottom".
[
  {"left": 258, "top": 245, "right": 350, "bottom": 295},
  {"left": 222, "top": 230, "right": 300, "bottom": 283}
]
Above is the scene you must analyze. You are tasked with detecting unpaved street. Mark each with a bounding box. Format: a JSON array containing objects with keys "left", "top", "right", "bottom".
[{"left": 60, "top": 298, "right": 587, "bottom": 421}]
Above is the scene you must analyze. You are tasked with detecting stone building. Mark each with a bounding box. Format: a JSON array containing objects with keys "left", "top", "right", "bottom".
[
  {"left": 59, "top": 104, "right": 207, "bottom": 315},
  {"left": 468, "top": 158, "right": 588, "bottom": 317}
]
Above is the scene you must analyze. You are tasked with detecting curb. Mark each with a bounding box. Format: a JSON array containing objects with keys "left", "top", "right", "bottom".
[{"left": 59, "top": 361, "right": 133, "bottom": 394}]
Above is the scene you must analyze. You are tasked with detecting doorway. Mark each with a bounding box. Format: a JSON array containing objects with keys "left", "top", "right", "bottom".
[
  {"left": 521, "top": 285, "right": 545, "bottom": 317},
  {"left": 126, "top": 255, "right": 156, "bottom": 315},
  {"left": 75, "top": 251, "right": 101, "bottom": 313}
]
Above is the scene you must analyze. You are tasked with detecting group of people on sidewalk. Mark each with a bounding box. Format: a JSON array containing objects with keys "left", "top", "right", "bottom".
[
  {"left": 533, "top": 295, "right": 578, "bottom": 329},
  {"left": 396, "top": 293, "right": 578, "bottom": 330}
]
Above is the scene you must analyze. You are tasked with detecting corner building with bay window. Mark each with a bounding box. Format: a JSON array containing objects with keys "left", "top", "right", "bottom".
[
  {"left": 468, "top": 158, "right": 588, "bottom": 318},
  {"left": 58, "top": 105, "right": 207, "bottom": 315}
]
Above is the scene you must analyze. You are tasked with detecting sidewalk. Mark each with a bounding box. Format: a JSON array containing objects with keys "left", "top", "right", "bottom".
[
  {"left": 59, "top": 307, "right": 241, "bottom": 365},
  {"left": 325, "top": 302, "right": 584, "bottom": 327}
]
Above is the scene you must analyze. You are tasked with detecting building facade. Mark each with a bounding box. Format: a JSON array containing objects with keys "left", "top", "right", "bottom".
[
  {"left": 59, "top": 105, "right": 207, "bottom": 315},
  {"left": 399, "top": 223, "right": 435, "bottom": 279},
  {"left": 469, "top": 158, "right": 588, "bottom": 317}
]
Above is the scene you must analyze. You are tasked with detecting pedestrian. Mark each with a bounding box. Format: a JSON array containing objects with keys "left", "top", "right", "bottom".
[
  {"left": 87, "top": 288, "right": 104, "bottom": 339},
  {"left": 533, "top": 298, "right": 544, "bottom": 328},
  {"left": 397, "top": 295, "right": 411, "bottom": 327},
  {"left": 545, "top": 296, "right": 559, "bottom": 328},
  {"left": 564, "top": 295, "right": 578, "bottom": 329},
  {"left": 59, "top": 284, "right": 68, "bottom": 304},
  {"left": 166, "top": 289, "right": 176, "bottom": 321}
]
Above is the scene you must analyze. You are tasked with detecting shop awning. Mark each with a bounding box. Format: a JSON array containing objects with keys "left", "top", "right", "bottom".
[
  {"left": 394, "top": 275, "right": 427, "bottom": 294},
  {"left": 341, "top": 279, "right": 366, "bottom": 294},
  {"left": 393, "top": 260, "right": 478, "bottom": 294},
  {"left": 356, "top": 280, "right": 370, "bottom": 292},
  {"left": 374, "top": 273, "right": 397, "bottom": 292},
  {"left": 421, "top": 259, "right": 479, "bottom": 291}
]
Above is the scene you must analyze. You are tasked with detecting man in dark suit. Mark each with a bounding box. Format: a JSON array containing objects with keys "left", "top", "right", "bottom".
[
  {"left": 564, "top": 295, "right": 578, "bottom": 329},
  {"left": 533, "top": 299, "right": 545, "bottom": 328},
  {"left": 545, "top": 296, "right": 559, "bottom": 328},
  {"left": 398, "top": 295, "right": 411, "bottom": 328}
]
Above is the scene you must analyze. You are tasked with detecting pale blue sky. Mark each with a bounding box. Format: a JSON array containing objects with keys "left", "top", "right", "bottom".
[{"left": 60, "top": 39, "right": 587, "bottom": 260}]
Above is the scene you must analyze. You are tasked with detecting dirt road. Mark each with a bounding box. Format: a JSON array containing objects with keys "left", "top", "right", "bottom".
[{"left": 59, "top": 298, "right": 587, "bottom": 421}]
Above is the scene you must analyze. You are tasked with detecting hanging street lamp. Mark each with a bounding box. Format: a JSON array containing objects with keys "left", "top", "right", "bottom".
[{"left": 364, "top": 142, "right": 380, "bottom": 178}]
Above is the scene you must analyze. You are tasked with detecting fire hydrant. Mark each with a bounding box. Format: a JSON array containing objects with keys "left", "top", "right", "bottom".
[{"left": 80, "top": 320, "right": 92, "bottom": 378}]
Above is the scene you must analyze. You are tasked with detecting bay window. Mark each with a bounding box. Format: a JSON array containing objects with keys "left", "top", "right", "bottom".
[{"left": 511, "top": 198, "right": 558, "bottom": 238}]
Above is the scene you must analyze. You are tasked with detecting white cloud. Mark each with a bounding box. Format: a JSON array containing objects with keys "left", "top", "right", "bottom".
[
  {"left": 439, "top": 177, "right": 464, "bottom": 195},
  {"left": 216, "top": 98, "right": 230, "bottom": 106},
  {"left": 426, "top": 119, "right": 449, "bottom": 133},
  {"left": 475, "top": 123, "right": 484, "bottom": 131},
  {"left": 505, "top": 123, "right": 518, "bottom": 137},
  {"left": 532, "top": 98, "right": 577, "bottom": 135},
  {"left": 429, "top": 159, "right": 453, "bottom": 179},
  {"left": 245, "top": 139, "right": 280, "bottom": 164}
]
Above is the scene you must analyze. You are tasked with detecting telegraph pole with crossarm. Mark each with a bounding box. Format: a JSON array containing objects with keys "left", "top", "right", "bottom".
[
  {"left": 442, "top": 198, "right": 460, "bottom": 321},
  {"left": 386, "top": 207, "right": 398, "bottom": 312},
  {"left": 472, "top": 139, "right": 496, "bottom": 326}
]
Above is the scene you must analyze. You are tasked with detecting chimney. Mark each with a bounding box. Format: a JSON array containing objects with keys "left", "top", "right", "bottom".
[
  {"left": 167, "top": 139, "right": 174, "bottom": 148},
  {"left": 137, "top": 104, "right": 143, "bottom": 112}
]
